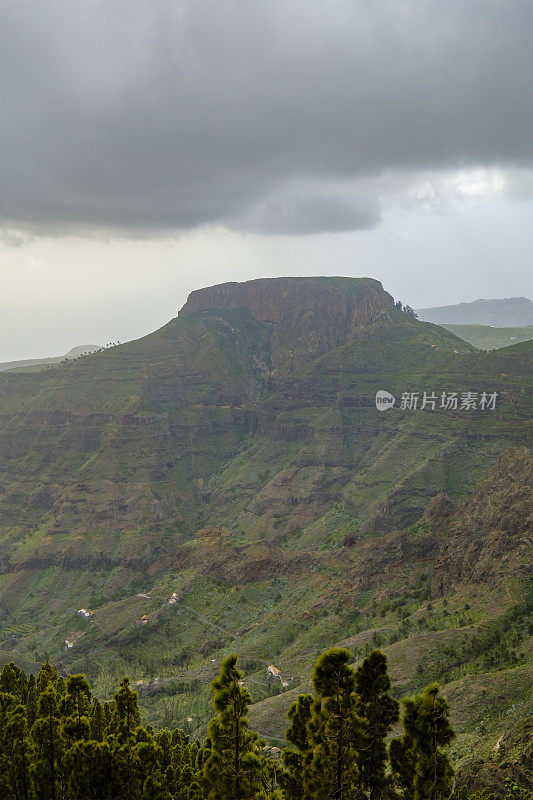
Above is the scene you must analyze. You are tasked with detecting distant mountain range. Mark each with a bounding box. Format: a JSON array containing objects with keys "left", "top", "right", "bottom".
[
  {"left": 416, "top": 297, "right": 533, "bottom": 327},
  {"left": 0, "top": 344, "right": 101, "bottom": 373}
]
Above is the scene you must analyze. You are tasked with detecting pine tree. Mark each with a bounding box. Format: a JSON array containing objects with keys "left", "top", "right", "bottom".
[
  {"left": 106, "top": 678, "right": 143, "bottom": 798},
  {"left": 282, "top": 693, "right": 314, "bottom": 800},
  {"left": 26, "top": 675, "right": 38, "bottom": 730},
  {"left": 1, "top": 692, "right": 32, "bottom": 800},
  {"left": 203, "top": 654, "right": 266, "bottom": 800},
  {"left": 389, "top": 734, "right": 416, "bottom": 800},
  {"left": 355, "top": 650, "right": 399, "bottom": 800},
  {"left": 155, "top": 728, "right": 173, "bottom": 773},
  {"left": 173, "top": 733, "right": 202, "bottom": 800},
  {"left": 1, "top": 661, "right": 27, "bottom": 698},
  {"left": 0, "top": 656, "right": 461, "bottom": 800},
  {"left": 136, "top": 726, "right": 166, "bottom": 797},
  {"left": 63, "top": 739, "right": 116, "bottom": 800},
  {"left": 142, "top": 772, "right": 173, "bottom": 800},
  {"left": 6, "top": 703, "right": 32, "bottom": 800},
  {"left": 0, "top": 692, "right": 15, "bottom": 799},
  {"left": 90, "top": 698, "right": 105, "bottom": 741},
  {"left": 106, "top": 677, "right": 141, "bottom": 740},
  {"left": 103, "top": 699, "right": 114, "bottom": 728},
  {"left": 36, "top": 662, "right": 59, "bottom": 694},
  {"left": 62, "top": 673, "right": 91, "bottom": 744},
  {"left": 31, "top": 685, "right": 63, "bottom": 800},
  {"left": 303, "top": 648, "right": 363, "bottom": 800},
  {"left": 401, "top": 683, "right": 455, "bottom": 800}
]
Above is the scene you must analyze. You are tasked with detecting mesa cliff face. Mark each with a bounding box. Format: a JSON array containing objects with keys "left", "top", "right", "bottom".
[{"left": 179, "top": 276, "right": 394, "bottom": 375}]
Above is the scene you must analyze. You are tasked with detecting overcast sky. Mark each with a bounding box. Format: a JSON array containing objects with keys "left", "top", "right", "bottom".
[{"left": 1, "top": 0, "right": 532, "bottom": 360}]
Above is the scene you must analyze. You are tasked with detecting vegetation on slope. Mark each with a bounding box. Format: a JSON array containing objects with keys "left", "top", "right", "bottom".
[
  {"left": 441, "top": 325, "right": 533, "bottom": 351},
  {"left": 1, "top": 650, "right": 469, "bottom": 800},
  {"left": 0, "top": 278, "right": 531, "bottom": 795}
]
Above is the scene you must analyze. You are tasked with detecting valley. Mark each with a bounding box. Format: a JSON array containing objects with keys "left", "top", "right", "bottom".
[{"left": 0, "top": 277, "right": 531, "bottom": 793}]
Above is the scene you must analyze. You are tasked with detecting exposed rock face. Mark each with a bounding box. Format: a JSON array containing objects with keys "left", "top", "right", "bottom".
[
  {"left": 423, "top": 493, "right": 457, "bottom": 522},
  {"left": 432, "top": 447, "right": 532, "bottom": 595},
  {"left": 179, "top": 277, "right": 394, "bottom": 375}
]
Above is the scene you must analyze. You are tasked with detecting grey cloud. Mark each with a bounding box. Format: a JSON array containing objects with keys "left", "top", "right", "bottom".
[
  {"left": 0, "top": 229, "right": 35, "bottom": 248},
  {"left": 1, "top": 0, "right": 532, "bottom": 235},
  {"left": 233, "top": 194, "right": 381, "bottom": 235},
  {"left": 502, "top": 169, "right": 533, "bottom": 201}
]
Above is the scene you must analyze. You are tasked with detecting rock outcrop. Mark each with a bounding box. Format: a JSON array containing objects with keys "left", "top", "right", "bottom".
[{"left": 179, "top": 276, "right": 394, "bottom": 376}]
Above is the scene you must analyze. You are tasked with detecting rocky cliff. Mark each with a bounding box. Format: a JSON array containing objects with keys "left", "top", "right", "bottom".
[{"left": 179, "top": 276, "right": 394, "bottom": 375}]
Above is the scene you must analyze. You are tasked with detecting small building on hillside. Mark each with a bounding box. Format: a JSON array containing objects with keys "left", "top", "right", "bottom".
[{"left": 65, "top": 630, "right": 84, "bottom": 649}]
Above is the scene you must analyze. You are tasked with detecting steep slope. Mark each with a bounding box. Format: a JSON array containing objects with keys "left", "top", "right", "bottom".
[
  {"left": 0, "top": 306, "right": 272, "bottom": 567},
  {"left": 0, "top": 277, "right": 531, "bottom": 791},
  {"left": 246, "top": 449, "right": 532, "bottom": 790},
  {"left": 202, "top": 311, "right": 529, "bottom": 540},
  {"left": 433, "top": 446, "right": 532, "bottom": 595}
]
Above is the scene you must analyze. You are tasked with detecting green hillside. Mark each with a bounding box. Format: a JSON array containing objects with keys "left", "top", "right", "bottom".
[
  {"left": 442, "top": 323, "right": 533, "bottom": 350},
  {"left": 0, "top": 277, "right": 531, "bottom": 794}
]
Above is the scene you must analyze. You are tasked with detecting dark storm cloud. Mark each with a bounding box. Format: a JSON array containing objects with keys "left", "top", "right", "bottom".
[
  {"left": 235, "top": 193, "right": 382, "bottom": 235},
  {"left": 1, "top": 0, "right": 532, "bottom": 236}
]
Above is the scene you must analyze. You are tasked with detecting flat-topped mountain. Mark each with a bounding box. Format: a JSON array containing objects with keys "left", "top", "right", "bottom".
[
  {"left": 180, "top": 276, "right": 394, "bottom": 375},
  {"left": 417, "top": 296, "right": 533, "bottom": 327},
  {"left": 0, "top": 276, "right": 531, "bottom": 794}
]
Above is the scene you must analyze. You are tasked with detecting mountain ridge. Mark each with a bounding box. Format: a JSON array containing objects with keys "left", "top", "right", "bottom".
[
  {"left": 417, "top": 296, "right": 533, "bottom": 327},
  {"left": 0, "top": 344, "right": 101, "bottom": 373},
  {"left": 0, "top": 276, "right": 530, "bottom": 795}
]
